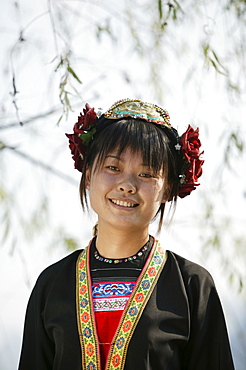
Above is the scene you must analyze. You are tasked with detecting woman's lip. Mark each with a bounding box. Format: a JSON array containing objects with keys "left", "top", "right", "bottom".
[{"left": 109, "top": 198, "right": 139, "bottom": 208}]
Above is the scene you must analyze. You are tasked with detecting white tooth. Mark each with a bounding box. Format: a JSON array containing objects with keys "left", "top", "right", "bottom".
[{"left": 111, "top": 199, "right": 135, "bottom": 207}]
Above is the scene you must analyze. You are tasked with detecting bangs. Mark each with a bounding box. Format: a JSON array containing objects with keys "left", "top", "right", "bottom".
[{"left": 87, "top": 118, "right": 172, "bottom": 175}]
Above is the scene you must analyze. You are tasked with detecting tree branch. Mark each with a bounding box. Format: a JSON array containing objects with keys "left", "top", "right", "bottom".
[
  {"left": 0, "top": 107, "right": 61, "bottom": 130},
  {"left": 0, "top": 141, "right": 77, "bottom": 186}
]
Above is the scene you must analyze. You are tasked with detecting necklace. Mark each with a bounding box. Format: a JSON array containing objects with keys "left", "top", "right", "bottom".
[{"left": 94, "top": 242, "right": 150, "bottom": 264}]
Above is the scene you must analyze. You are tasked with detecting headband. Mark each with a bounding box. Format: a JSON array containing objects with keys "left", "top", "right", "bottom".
[
  {"left": 66, "top": 99, "right": 204, "bottom": 198},
  {"left": 104, "top": 99, "right": 171, "bottom": 127}
]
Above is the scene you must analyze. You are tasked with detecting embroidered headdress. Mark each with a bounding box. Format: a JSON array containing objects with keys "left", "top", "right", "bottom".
[{"left": 66, "top": 99, "right": 204, "bottom": 198}]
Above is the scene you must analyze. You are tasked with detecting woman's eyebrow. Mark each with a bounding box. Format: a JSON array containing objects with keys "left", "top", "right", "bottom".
[
  {"left": 105, "top": 155, "right": 120, "bottom": 160},
  {"left": 105, "top": 155, "right": 150, "bottom": 168}
]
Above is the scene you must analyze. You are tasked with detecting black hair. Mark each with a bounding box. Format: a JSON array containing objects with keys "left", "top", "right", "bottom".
[{"left": 79, "top": 116, "right": 183, "bottom": 231}]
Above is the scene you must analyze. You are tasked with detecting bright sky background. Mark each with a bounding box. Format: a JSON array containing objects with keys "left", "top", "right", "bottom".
[{"left": 0, "top": 1, "right": 245, "bottom": 369}]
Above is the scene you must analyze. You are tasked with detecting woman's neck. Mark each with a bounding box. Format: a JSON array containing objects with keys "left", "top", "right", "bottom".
[{"left": 95, "top": 226, "right": 150, "bottom": 259}]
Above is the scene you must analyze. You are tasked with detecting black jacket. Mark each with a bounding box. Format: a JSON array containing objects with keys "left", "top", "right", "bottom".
[{"left": 18, "top": 249, "right": 235, "bottom": 370}]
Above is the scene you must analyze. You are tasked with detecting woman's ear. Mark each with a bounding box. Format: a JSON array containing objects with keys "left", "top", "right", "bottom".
[{"left": 85, "top": 167, "right": 91, "bottom": 190}]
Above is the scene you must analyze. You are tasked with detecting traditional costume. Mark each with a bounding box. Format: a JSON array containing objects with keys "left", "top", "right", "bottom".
[
  {"left": 18, "top": 237, "right": 234, "bottom": 370},
  {"left": 18, "top": 99, "right": 234, "bottom": 369}
]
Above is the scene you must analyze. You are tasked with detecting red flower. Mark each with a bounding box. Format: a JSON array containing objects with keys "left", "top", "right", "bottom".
[
  {"left": 178, "top": 125, "right": 204, "bottom": 198},
  {"left": 86, "top": 343, "right": 95, "bottom": 357},
  {"left": 66, "top": 132, "right": 84, "bottom": 172},
  {"left": 180, "top": 125, "right": 201, "bottom": 162},
  {"left": 112, "top": 354, "right": 121, "bottom": 367},
  {"left": 80, "top": 284, "right": 87, "bottom": 295},
  {"left": 66, "top": 103, "right": 97, "bottom": 172},
  {"left": 122, "top": 320, "right": 132, "bottom": 333},
  {"left": 135, "top": 293, "right": 144, "bottom": 303},
  {"left": 81, "top": 312, "right": 90, "bottom": 323},
  {"left": 148, "top": 266, "right": 156, "bottom": 277},
  {"left": 79, "top": 259, "right": 85, "bottom": 269}
]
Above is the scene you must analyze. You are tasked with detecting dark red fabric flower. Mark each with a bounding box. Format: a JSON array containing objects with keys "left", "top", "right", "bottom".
[
  {"left": 74, "top": 104, "right": 97, "bottom": 133},
  {"left": 65, "top": 104, "right": 97, "bottom": 172},
  {"left": 178, "top": 125, "right": 204, "bottom": 198},
  {"left": 180, "top": 125, "right": 201, "bottom": 161}
]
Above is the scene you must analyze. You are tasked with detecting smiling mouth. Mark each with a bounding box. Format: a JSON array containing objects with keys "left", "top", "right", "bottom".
[{"left": 110, "top": 199, "right": 139, "bottom": 208}]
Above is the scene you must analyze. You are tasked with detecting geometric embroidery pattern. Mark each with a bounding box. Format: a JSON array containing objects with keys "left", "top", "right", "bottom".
[
  {"left": 93, "top": 297, "right": 129, "bottom": 312},
  {"left": 92, "top": 282, "right": 135, "bottom": 297},
  {"left": 92, "top": 281, "right": 135, "bottom": 312}
]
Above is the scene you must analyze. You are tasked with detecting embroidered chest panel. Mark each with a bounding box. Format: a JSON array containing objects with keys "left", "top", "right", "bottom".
[
  {"left": 76, "top": 239, "right": 167, "bottom": 370},
  {"left": 92, "top": 281, "right": 135, "bottom": 312}
]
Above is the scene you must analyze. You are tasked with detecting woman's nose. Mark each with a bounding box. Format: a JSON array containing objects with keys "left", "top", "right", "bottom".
[{"left": 117, "top": 176, "right": 137, "bottom": 194}]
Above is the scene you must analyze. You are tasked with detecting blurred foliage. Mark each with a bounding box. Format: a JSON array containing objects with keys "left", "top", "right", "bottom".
[
  {"left": 55, "top": 51, "right": 82, "bottom": 121},
  {"left": 0, "top": 0, "right": 246, "bottom": 294}
]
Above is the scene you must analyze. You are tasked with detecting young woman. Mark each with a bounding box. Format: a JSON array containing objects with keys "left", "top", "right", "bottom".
[{"left": 18, "top": 99, "right": 235, "bottom": 369}]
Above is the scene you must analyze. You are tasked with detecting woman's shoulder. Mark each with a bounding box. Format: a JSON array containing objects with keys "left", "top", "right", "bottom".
[
  {"left": 166, "top": 250, "right": 215, "bottom": 289},
  {"left": 34, "top": 249, "right": 84, "bottom": 292},
  {"left": 42, "top": 249, "right": 82, "bottom": 274},
  {"left": 164, "top": 250, "right": 221, "bottom": 312}
]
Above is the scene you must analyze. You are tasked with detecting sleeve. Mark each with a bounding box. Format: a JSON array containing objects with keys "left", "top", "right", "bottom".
[
  {"left": 18, "top": 278, "right": 55, "bottom": 370},
  {"left": 18, "top": 250, "right": 82, "bottom": 370},
  {"left": 182, "top": 262, "right": 235, "bottom": 370}
]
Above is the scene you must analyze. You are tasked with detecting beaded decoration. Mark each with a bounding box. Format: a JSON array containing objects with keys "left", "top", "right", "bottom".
[
  {"left": 104, "top": 99, "right": 171, "bottom": 128},
  {"left": 94, "top": 244, "right": 149, "bottom": 264}
]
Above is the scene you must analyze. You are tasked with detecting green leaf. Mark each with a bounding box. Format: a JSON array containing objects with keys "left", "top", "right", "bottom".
[
  {"left": 79, "top": 127, "right": 97, "bottom": 146},
  {"left": 203, "top": 43, "right": 209, "bottom": 57},
  {"left": 239, "top": 278, "right": 244, "bottom": 293},
  {"left": 211, "top": 50, "right": 220, "bottom": 64},
  {"left": 210, "top": 59, "right": 217, "bottom": 70},
  {"left": 56, "top": 115, "right": 63, "bottom": 125},
  {"left": 64, "top": 92, "right": 71, "bottom": 110},
  {"left": 55, "top": 57, "right": 64, "bottom": 72},
  {"left": 212, "top": 50, "right": 228, "bottom": 73},
  {"left": 210, "top": 58, "right": 228, "bottom": 76},
  {"left": 231, "top": 133, "right": 244, "bottom": 151},
  {"left": 67, "top": 66, "right": 82, "bottom": 84},
  {"left": 228, "top": 81, "right": 240, "bottom": 92},
  {"left": 158, "top": 0, "right": 163, "bottom": 20}
]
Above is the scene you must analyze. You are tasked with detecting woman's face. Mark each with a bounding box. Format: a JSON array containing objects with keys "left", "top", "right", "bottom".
[{"left": 85, "top": 147, "right": 168, "bottom": 234}]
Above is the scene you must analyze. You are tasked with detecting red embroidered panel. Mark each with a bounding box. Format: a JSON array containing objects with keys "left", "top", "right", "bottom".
[
  {"left": 95, "top": 310, "right": 123, "bottom": 369},
  {"left": 92, "top": 280, "right": 135, "bottom": 369}
]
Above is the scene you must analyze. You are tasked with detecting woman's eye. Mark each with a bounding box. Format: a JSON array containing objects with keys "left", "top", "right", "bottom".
[
  {"left": 139, "top": 173, "right": 153, "bottom": 178},
  {"left": 107, "top": 166, "right": 119, "bottom": 171}
]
